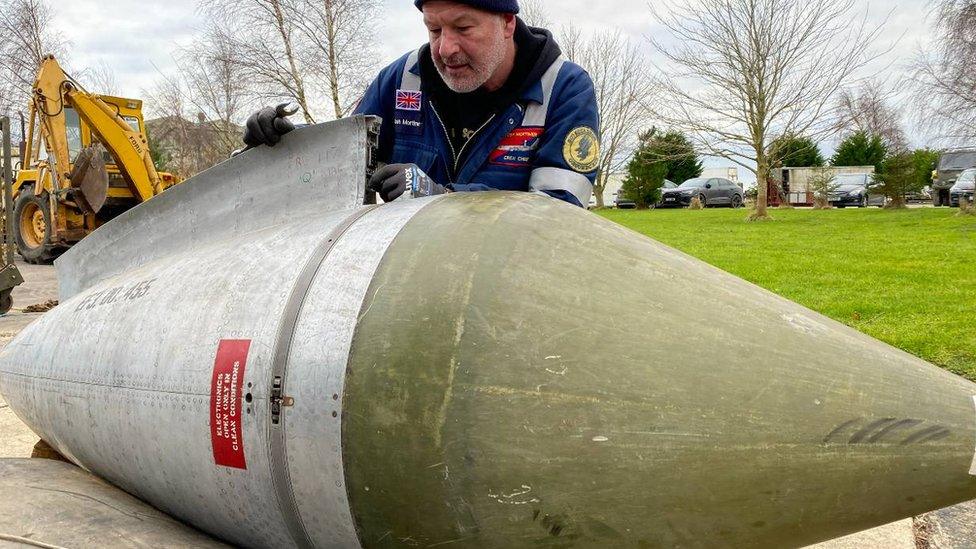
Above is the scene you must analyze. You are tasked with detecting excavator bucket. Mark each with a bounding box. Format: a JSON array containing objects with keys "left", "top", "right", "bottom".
[{"left": 68, "top": 144, "right": 109, "bottom": 214}]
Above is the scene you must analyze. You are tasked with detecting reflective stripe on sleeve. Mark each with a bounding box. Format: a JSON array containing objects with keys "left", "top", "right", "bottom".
[
  {"left": 529, "top": 167, "right": 593, "bottom": 206},
  {"left": 400, "top": 49, "right": 422, "bottom": 91},
  {"left": 522, "top": 57, "right": 566, "bottom": 127}
]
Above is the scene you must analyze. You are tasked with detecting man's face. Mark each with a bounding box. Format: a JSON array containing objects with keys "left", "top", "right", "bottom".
[{"left": 423, "top": 1, "right": 515, "bottom": 93}]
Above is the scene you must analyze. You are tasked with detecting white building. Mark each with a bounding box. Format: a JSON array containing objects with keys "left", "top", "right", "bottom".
[
  {"left": 701, "top": 167, "right": 740, "bottom": 184},
  {"left": 604, "top": 173, "right": 625, "bottom": 202},
  {"left": 775, "top": 165, "right": 875, "bottom": 206}
]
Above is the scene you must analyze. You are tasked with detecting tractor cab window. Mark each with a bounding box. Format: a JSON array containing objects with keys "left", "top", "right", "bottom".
[
  {"left": 65, "top": 107, "right": 82, "bottom": 160},
  {"left": 96, "top": 115, "right": 142, "bottom": 164},
  {"left": 122, "top": 116, "right": 140, "bottom": 132},
  {"left": 939, "top": 152, "right": 976, "bottom": 171}
]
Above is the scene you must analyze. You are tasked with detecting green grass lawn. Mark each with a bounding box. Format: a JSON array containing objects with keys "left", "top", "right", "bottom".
[{"left": 598, "top": 206, "right": 976, "bottom": 379}]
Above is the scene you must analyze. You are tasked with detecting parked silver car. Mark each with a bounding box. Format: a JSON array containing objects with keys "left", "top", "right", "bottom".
[{"left": 950, "top": 169, "right": 976, "bottom": 207}]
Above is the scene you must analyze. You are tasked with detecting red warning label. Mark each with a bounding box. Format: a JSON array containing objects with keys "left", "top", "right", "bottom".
[{"left": 210, "top": 339, "right": 250, "bottom": 470}]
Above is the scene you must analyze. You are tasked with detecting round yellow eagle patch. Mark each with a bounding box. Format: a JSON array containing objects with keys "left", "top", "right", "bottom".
[{"left": 563, "top": 126, "right": 600, "bottom": 173}]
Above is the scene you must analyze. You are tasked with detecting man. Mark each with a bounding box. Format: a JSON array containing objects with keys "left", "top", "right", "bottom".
[{"left": 243, "top": 0, "right": 600, "bottom": 207}]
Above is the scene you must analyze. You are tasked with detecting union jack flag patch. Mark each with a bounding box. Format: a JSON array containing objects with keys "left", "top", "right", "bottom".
[{"left": 396, "top": 90, "right": 423, "bottom": 111}]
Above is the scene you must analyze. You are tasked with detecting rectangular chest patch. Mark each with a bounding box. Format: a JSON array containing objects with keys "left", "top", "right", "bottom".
[
  {"left": 394, "top": 112, "right": 424, "bottom": 137},
  {"left": 394, "top": 89, "right": 424, "bottom": 136},
  {"left": 396, "top": 90, "right": 422, "bottom": 111},
  {"left": 490, "top": 126, "right": 544, "bottom": 167},
  {"left": 210, "top": 339, "right": 250, "bottom": 470}
]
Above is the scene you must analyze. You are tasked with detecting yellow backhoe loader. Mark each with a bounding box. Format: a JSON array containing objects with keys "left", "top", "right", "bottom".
[{"left": 12, "top": 54, "right": 181, "bottom": 263}]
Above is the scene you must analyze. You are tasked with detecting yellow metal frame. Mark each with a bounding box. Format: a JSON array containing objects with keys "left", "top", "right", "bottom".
[{"left": 14, "top": 55, "right": 181, "bottom": 247}]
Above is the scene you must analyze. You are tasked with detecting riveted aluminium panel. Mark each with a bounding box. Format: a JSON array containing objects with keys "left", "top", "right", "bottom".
[
  {"left": 281, "top": 196, "right": 444, "bottom": 547},
  {"left": 0, "top": 116, "right": 384, "bottom": 549},
  {"left": 0, "top": 213, "right": 353, "bottom": 548},
  {"left": 56, "top": 116, "right": 380, "bottom": 300}
]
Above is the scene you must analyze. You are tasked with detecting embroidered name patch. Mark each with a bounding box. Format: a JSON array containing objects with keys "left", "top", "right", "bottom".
[
  {"left": 394, "top": 112, "right": 424, "bottom": 137},
  {"left": 490, "top": 127, "right": 544, "bottom": 167},
  {"left": 396, "top": 90, "right": 422, "bottom": 111}
]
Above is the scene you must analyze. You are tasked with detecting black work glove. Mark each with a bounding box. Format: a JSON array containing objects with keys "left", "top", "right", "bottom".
[
  {"left": 242, "top": 103, "right": 297, "bottom": 148},
  {"left": 368, "top": 164, "right": 448, "bottom": 202}
]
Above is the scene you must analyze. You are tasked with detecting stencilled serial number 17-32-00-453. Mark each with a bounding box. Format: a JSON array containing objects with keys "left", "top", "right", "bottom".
[{"left": 74, "top": 278, "right": 158, "bottom": 312}]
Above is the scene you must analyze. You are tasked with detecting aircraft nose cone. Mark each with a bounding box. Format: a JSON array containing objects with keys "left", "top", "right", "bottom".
[{"left": 340, "top": 192, "right": 976, "bottom": 548}]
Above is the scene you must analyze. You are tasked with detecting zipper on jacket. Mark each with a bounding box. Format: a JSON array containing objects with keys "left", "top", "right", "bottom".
[
  {"left": 454, "top": 114, "right": 496, "bottom": 174},
  {"left": 429, "top": 102, "right": 457, "bottom": 184},
  {"left": 430, "top": 100, "right": 497, "bottom": 182}
]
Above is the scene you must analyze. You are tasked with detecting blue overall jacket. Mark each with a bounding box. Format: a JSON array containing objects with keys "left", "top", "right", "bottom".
[{"left": 354, "top": 48, "right": 600, "bottom": 207}]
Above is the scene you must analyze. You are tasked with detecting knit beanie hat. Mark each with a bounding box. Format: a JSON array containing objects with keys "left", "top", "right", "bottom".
[{"left": 414, "top": 0, "right": 520, "bottom": 14}]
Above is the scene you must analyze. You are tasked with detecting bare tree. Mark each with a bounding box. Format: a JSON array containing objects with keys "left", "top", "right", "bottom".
[
  {"left": 564, "top": 29, "right": 654, "bottom": 208},
  {"left": 519, "top": 0, "right": 552, "bottom": 29},
  {"left": 0, "top": 0, "right": 67, "bottom": 135},
  {"left": 179, "top": 29, "right": 255, "bottom": 155},
  {"left": 143, "top": 28, "right": 255, "bottom": 178},
  {"left": 836, "top": 80, "right": 907, "bottom": 151},
  {"left": 292, "top": 0, "right": 381, "bottom": 119},
  {"left": 647, "top": 0, "right": 885, "bottom": 219},
  {"left": 199, "top": 0, "right": 317, "bottom": 124},
  {"left": 912, "top": 1, "right": 976, "bottom": 144},
  {"left": 142, "top": 77, "right": 197, "bottom": 179},
  {"left": 80, "top": 60, "right": 121, "bottom": 96}
]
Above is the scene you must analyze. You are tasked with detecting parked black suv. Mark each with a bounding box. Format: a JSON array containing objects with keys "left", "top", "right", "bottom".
[{"left": 660, "top": 177, "right": 744, "bottom": 208}]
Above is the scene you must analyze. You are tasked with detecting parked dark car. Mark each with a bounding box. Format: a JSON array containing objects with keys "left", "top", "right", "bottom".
[
  {"left": 614, "top": 180, "right": 678, "bottom": 209},
  {"left": 659, "top": 177, "right": 744, "bottom": 208},
  {"left": 950, "top": 169, "right": 976, "bottom": 207},
  {"left": 614, "top": 189, "right": 636, "bottom": 209},
  {"left": 827, "top": 173, "right": 884, "bottom": 208},
  {"left": 653, "top": 180, "right": 678, "bottom": 208}
]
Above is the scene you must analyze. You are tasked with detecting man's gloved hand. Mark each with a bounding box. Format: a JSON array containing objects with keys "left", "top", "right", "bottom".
[
  {"left": 368, "top": 164, "right": 448, "bottom": 202},
  {"left": 242, "top": 103, "right": 298, "bottom": 148}
]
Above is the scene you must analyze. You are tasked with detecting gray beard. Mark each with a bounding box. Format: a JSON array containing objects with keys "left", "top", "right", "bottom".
[{"left": 435, "top": 39, "right": 508, "bottom": 93}]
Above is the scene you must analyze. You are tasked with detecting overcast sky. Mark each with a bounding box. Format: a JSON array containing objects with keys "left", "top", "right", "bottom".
[{"left": 52, "top": 0, "right": 936, "bottom": 181}]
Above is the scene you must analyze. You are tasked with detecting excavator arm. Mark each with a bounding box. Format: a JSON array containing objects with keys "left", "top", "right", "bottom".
[{"left": 32, "top": 54, "right": 161, "bottom": 206}]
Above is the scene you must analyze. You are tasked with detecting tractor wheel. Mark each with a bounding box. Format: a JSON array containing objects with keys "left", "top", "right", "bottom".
[{"left": 14, "top": 190, "right": 59, "bottom": 264}]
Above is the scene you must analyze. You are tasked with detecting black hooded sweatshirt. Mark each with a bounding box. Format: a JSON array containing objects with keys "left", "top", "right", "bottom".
[{"left": 418, "top": 18, "right": 562, "bottom": 177}]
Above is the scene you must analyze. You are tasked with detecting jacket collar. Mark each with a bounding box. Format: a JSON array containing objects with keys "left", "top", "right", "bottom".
[{"left": 521, "top": 79, "right": 545, "bottom": 105}]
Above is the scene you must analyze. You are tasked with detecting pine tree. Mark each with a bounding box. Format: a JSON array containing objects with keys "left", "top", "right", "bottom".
[
  {"left": 875, "top": 153, "right": 916, "bottom": 208},
  {"left": 620, "top": 130, "right": 669, "bottom": 209},
  {"left": 146, "top": 127, "right": 171, "bottom": 173},
  {"left": 768, "top": 134, "right": 824, "bottom": 168},
  {"left": 657, "top": 131, "right": 703, "bottom": 183},
  {"left": 832, "top": 131, "right": 887, "bottom": 173}
]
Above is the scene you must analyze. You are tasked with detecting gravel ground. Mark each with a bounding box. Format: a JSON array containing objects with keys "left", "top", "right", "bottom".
[{"left": 0, "top": 259, "right": 57, "bottom": 459}]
